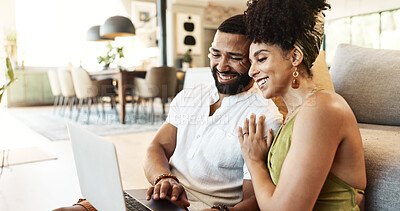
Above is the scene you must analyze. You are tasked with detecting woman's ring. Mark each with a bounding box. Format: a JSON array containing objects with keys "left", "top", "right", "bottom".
[{"left": 243, "top": 132, "right": 249, "bottom": 136}]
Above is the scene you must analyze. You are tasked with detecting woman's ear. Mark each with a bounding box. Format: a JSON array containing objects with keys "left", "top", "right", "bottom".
[{"left": 290, "top": 48, "right": 304, "bottom": 66}]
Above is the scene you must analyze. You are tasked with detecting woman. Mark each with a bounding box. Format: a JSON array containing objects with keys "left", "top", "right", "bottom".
[{"left": 238, "top": 0, "right": 367, "bottom": 210}]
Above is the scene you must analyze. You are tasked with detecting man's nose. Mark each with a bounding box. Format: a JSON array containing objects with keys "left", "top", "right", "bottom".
[{"left": 217, "top": 56, "right": 231, "bottom": 72}]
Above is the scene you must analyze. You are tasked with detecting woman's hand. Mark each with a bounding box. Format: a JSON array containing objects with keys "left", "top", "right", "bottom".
[{"left": 238, "top": 114, "right": 274, "bottom": 166}]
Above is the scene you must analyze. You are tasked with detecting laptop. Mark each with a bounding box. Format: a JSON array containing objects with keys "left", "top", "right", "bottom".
[{"left": 67, "top": 123, "right": 184, "bottom": 211}]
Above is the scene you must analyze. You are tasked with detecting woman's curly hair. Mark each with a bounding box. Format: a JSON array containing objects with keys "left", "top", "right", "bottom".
[{"left": 245, "top": 0, "right": 330, "bottom": 60}]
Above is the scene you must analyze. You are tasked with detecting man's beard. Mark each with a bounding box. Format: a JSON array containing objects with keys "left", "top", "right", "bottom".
[{"left": 212, "top": 67, "right": 253, "bottom": 95}]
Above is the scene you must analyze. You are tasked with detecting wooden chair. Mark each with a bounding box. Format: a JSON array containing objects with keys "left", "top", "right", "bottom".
[{"left": 133, "top": 66, "right": 177, "bottom": 122}]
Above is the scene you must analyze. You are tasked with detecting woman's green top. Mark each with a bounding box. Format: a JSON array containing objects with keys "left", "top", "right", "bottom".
[{"left": 267, "top": 114, "right": 364, "bottom": 211}]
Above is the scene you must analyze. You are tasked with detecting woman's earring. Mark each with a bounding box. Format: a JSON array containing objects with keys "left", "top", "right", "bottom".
[{"left": 291, "top": 67, "right": 300, "bottom": 89}]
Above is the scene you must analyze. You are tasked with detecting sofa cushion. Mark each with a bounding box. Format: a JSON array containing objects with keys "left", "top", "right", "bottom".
[
  {"left": 359, "top": 123, "right": 400, "bottom": 210},
  {"left": 311, "top": 50, "right": 335, "bottom": 92},
  {"left": 330, "top": 44, "right": 400, "bottom": 126},
  {"left": 272, "top": 50, "right": 335, "bottom": 117}
]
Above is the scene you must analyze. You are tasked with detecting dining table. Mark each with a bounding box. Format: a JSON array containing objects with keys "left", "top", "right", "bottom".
[{"left": 89, "top": 69, "right": 147, "bottom": 124}]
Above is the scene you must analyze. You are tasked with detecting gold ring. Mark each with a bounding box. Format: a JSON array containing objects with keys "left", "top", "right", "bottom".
[{"left": 243, "top": 132, "right": 249, "bottom": 136}]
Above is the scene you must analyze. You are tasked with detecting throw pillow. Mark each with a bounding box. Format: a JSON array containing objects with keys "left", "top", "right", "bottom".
[{"left": 330, "top": 43, "right": 400, "bottom": 126}]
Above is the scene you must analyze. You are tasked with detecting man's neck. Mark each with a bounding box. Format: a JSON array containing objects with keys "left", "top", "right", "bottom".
[{"left": 209, "top": 83, "right": 253, "bottom": 116}]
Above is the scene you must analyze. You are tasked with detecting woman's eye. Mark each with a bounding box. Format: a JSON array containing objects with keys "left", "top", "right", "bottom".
[{"left": 258, "top": 57, "right": 267, "bottom": 63}]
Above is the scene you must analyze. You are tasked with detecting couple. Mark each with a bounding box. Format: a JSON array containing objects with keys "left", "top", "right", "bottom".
[{"left": 57, "top": 0, "right": 366, "bottom": 210}]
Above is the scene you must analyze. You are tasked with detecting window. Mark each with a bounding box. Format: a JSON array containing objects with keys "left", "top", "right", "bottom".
[
  {"left": 14, "top": 0, "right": 123, "bottom": 68},
  {"left": 325, "top": 8, "right": 400, "bottom": 66}
]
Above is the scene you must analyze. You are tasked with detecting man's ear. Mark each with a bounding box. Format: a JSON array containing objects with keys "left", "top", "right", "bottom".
[{"left": 290, "top": 48, "right": 304, "bottom": 66}]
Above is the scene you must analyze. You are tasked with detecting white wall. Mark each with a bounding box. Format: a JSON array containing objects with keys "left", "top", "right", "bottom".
[
  {"left": 167, "top": 0, "right": 207, "bottom": 67},
  {"left": 326, "top": 0, "right": 400, "bottom": 20}
]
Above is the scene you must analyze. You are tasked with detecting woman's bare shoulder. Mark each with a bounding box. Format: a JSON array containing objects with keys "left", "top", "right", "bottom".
[
  {"left": 294, "top": 90, "right": 356, "bottom": 140},
  {"left": 303, "top": 90, "right": 353, "bottom": 117}
]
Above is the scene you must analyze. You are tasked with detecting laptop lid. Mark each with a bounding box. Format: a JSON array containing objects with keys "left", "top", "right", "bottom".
[
  {"left": 67, "top": 123, "right": 184, "bottom": 211},
  {"left": 68, "top": 123, "right": 127, "bottom": 211}
]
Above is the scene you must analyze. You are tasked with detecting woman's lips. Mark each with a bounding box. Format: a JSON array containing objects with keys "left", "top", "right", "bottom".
[{"left": 256, "top": 77, "right": 269, "bottom": 89}]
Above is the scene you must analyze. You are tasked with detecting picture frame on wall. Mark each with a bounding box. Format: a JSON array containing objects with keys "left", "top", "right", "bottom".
[
  {"left": 132, "top": 1, "right": 156, "bottom": 31},
  {"left": 139, "top": 11, "right": 150, "bottom": 22},
  {"left": 175, "top": 12, "right": 202, "bottom": 55}
]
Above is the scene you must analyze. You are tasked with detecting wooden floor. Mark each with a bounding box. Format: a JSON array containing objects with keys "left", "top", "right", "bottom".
[{"left": 0, "top": 107, "right": 157, "bottom": 211}]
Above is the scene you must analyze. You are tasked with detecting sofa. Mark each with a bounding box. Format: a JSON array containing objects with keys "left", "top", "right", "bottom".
[{"left": 329, "top": 44, "right": 400, "bottom": 210}]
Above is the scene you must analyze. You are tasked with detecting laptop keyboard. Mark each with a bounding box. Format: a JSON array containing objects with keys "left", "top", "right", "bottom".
[{"left": 124, "top": 192, "right": 151, "bottom": 211}]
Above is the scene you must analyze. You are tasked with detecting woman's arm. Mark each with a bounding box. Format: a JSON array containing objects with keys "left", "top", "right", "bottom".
[{"left": 239, "top": 95, "right": 346, "bottom": 210}]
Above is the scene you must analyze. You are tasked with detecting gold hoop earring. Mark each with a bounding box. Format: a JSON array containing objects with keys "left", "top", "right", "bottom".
[{"left": 291, "top": 67, "right": 300, "bottom": 89}]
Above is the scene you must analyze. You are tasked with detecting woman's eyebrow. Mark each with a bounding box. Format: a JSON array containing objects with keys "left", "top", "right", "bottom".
[{"left": 253, "top": 49, "right": 269, "bottom": 57}]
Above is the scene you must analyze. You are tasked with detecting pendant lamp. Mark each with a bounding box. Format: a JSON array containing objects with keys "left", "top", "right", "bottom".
[
  {"left": 87, "top": 25, "right": 114, "bottom": 41},
  {"left": 100, "top": 16, "right": 135, "bottom": 39}
]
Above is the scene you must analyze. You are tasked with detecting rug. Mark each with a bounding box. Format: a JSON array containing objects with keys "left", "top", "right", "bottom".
[
  {"left": 7, "top": 106, "right": 163, "bottom": 141},
  {"left": 1, "top": 147, "right": 57, "bottom": 167}
]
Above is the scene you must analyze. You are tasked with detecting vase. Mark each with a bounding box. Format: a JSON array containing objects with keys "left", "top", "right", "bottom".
[{"left": 182, "top": 62, "right": 190, "bottom": 71}]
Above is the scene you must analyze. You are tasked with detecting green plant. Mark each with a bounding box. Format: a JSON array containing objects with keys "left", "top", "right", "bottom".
[
  {"left": 182, "top": 49, "right": 192, "bottom": 63},
  {"left": 97, "top": 43, "right": 124, "bottom": 68},
  {"left": 0, "top": 57, "right": 16, "bottom": 103}
]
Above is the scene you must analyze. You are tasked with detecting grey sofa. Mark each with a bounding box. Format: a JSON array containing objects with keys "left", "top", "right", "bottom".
[{"left": 330, "top": 44, "right": 400, "bottom": 210}]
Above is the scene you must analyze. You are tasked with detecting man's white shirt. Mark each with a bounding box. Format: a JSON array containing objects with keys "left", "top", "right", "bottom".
[{"left": 166, "top": 82, "right": 283, "bottom": 210}]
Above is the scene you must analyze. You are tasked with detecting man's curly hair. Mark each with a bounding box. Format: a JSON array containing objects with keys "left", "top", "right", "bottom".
[{"left": 245, "top": 0, "right": 330, "bottom": 70}]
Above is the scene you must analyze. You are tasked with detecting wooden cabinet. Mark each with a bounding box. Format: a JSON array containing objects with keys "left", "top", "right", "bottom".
[{"left": 6, "top": 69, "right": 54, "bottom": 107}]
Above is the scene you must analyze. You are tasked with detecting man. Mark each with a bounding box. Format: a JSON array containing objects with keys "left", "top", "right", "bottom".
[
  {"left": 54, "top": 14, "right": 282, "bottom": 211},
  {"left": 143, "top": 14, "right": 282, "bottom": 210}
]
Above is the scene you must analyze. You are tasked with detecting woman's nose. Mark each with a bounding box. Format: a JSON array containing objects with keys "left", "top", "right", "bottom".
[{"left": 248, "top": 64, "right": 258, "bottom": 78}]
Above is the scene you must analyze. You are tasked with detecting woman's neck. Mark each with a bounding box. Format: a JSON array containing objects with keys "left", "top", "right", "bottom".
[{"left": 281, "top": 77, "right": 317, "bottom": 114}]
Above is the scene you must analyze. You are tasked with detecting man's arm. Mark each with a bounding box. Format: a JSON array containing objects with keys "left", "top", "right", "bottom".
[
  {"left": 143, "top": 122, "right": 190, "bottom": 209},
  {"left": 203, "top": 180, "right": 259, "bottom": 211},
  {"left": 230, "top": 179, "right": 259, "bottom": 211},
  {"left": 143, "top": 122, "right": 177, "bottom": 183}
]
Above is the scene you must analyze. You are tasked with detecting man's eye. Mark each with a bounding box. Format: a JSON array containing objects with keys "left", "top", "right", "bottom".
[
  {"left": 232, "top": 57, "right": 243, "bottom": 61},
  {"left": 211, "top": 54, "right": 220, "bottom": 57}
]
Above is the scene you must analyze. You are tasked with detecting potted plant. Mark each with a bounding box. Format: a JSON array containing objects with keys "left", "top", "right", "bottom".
[
  {"left": 182, "top": 49, "right": 192, "bottom": 70},
  {"left": 97, "top": 43, "right": 124, "bottom": 70},
  {"left": 4, "top": 30, "right": 18, "bottom": 68},
  {"left": 0, "top": 57, "right": 16, "bottom": 103}
]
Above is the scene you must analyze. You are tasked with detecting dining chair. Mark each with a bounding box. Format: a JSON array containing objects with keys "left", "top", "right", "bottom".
[
  {"left": 57, "top": 69, "right": 76, "bottom": 118},
  {"left": 133, "top": 66, "right": 177, "bottom": 123},
  {"left": 70, "top": 67, "right": 118, "bottom": 124},
  {"left": 47, "top": 70, "right": 63, "bottom": 114}
]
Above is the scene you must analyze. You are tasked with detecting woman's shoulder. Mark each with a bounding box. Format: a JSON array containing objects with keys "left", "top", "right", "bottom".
[
  {"left": 306, "top": 90, "right": 352, "bottom": 114},
  {"left": 292, "top": 90, "right": 356, "bottom": 147},
  {"left": 296, "top": 90, "right": 355, "bottom": 128}
]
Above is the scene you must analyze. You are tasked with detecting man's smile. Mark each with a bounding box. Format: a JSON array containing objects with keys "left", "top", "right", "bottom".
[{"left": 216, "top": 71, "right": 239, "bottom": 84}]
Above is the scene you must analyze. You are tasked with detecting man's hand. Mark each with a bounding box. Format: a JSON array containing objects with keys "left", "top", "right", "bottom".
[
  {"left": 52, "top": 205, "right": 88, "bottom": 211},
  {"left": 146, "top": 178, "right": 190, "bottom": 209}
]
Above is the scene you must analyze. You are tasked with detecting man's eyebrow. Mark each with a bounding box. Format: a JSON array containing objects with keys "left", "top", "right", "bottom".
[
  {"left": 228, "top": 52, "right": 244, "bottom": 57},
  {"left": 210, "top": 48, "right": 244, "bottom": 57},
  {"left": 253, "top": 49, "right": 269, "bottom": 57},
  {"left": 210, "top": 48, "right": 220, "bottom": 52}
]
